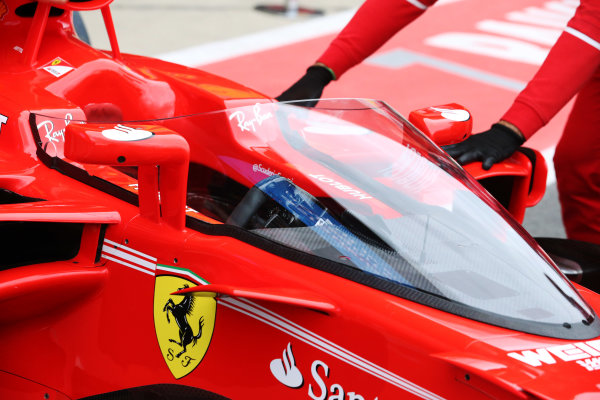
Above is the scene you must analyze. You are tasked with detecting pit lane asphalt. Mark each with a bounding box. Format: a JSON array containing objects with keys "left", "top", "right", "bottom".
[
  {"left": 79, "top": 0, "right": 566, "bottom": 240},
  {"left": 79, "top": 0, "right": 362, "bottom": 56}
]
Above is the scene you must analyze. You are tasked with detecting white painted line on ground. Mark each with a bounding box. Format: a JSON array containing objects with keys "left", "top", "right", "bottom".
[
  {"left": 156, "top": 0, "right": 464, "bottom": 66},
  {"left": 155, "top": 0, "right": 558, "bottom": 185},
  {"left": 156, "top": 9, "right": 356, "bottom": 66}
]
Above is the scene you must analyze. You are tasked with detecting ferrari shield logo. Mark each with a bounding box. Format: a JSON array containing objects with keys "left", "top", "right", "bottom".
[{"left": 154, "top": 275, "right": 216, "bottom": 379}]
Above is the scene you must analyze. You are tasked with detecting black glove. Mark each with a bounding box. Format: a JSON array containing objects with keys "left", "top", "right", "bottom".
[
  {"left": 442, "top": 123, "right": 525, "bottom": 170},
  {"left": 276, "top": 65, "right": 334, "bottom": 107}
]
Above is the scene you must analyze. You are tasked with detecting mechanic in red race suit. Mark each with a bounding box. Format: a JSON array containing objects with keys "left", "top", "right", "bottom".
[{"left": 277, "top": 0, "right": 600, "bottom": 245}]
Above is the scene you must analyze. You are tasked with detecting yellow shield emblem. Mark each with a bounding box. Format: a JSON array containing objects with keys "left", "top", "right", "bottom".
[{"left": 154, "top": 275, "right": 216, "bottom": 379}]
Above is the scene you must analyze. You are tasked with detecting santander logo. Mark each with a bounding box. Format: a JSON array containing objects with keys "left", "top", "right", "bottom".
[
  {"left": 270, "top": 343, "right": 304, "bottom": 388},
  {"left": 270, "top": 343, "right": 380, "bottom": 399}
]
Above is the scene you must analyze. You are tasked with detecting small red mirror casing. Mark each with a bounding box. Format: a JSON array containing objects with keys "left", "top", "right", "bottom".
[{"left": 409, "top": 103, "right": 472, "bottom": 146}]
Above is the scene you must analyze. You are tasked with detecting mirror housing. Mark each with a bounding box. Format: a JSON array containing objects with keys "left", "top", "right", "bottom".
[
  {"left": 408, "top": 104, "right": 547, "bottom": 223},
  {"left": 65, "top": 123, "right": 190, "bottom": 230},
  {"left": 408, "top": 103, "right": 472, "bottom": 146},
  {"left": 409, "top": 103, "right": 547, "bottom": 223}
]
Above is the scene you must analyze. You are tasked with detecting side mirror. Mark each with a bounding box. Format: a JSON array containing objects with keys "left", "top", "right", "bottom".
[
  {"left": 409, "top": 103, "right": 547, "bottom": 223},
  {"left": 408, "top": 103, "right": 472, "bottom": 146},
  {"left": 65, "top": 123, "right": 190, "bottom": 230}
]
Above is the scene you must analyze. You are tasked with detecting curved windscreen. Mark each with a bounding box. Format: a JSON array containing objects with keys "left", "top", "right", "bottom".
[{"left": 33, "top": 98, "right": 598, "bottom": 339}]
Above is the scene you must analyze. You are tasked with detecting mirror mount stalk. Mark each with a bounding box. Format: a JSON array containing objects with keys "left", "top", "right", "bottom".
[{"left": 65, "top": 123, "right": 189, "bottom": 230}]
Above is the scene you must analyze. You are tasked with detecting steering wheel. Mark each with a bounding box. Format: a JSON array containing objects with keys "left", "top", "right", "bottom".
[{"left": 226, "top": 185, "right": 272, "bottom": 228}]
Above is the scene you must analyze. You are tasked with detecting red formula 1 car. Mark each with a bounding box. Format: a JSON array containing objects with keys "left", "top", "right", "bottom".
[{"left": 2, "top": 1, "right": 600, "bottom": 399}]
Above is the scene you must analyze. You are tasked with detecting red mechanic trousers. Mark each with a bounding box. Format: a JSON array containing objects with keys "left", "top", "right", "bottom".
[{"left": 554, "top": 67, "right": 600, "bottom": 245}]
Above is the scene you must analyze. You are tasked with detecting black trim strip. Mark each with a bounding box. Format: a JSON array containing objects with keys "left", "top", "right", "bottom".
[
  {"left": 30, "top": 114, "right": 140, "bottom": 207},
  {"left": 95, "top": 224, "right": 108, "bottom": 263},
  {"left": 78, "top": 384, "right": 230, "bottom": 400},
  {"left": 186, "top": 216, "right": 599, "bottom": 340},
  {"left": 517, "top": 147, "right": 538, "bottom": 194}
]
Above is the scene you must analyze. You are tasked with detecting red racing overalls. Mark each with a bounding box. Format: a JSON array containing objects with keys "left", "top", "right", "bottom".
[{"left": 317, "top": 0, "right": 600, "bottom": 244}]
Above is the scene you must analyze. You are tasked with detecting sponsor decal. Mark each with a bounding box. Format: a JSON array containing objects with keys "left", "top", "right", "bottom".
[
  {"left": 229, "top": 103, "right": 273, "bottom": 133},
  {"left": 253, "top": 163, "right": 284, "bottom": 178},
  {"left": 220, "top": 156, "right": 294, "bottom": 186},
  {"left": 42, "top": 57, "right": 74, "bottom": 78},
  {"left": 271, "top": 342, "right": 380, "bottom": 400},
  {"left": 577, "top": 357, "right": 600, "bottom": 372},
  {"left": 0, "top": 1, "right": 7, "bottom": 20},
  {"left": 508, "top": 339, "right": 600, "bottom": 371},
  {"left": 37, "top": 113, "right": 73, "bottom": 155},
  {"left": 154, "top": 271, "right": 216, "bottom": 379},
  {"left": 102, "top": 124, "right": 154, "bottom": 141},
  {"left": 430, "top": 107, "right": 470, "bottom": 122},
  {"left": 0, "top": 113, "right": 7, "bottom": 133},
  {"left": 101, "top": 242, "right": 216, "bottom": 379},
  {"left": 309, "top": 173, "right": 372, "bottom": 200},
  {"left": 100, "top": 241, "right": 444, "bottom": 399},
  {"left": 37, "top": 113, "right": 72, "bottom": 144},
  {"left": 222, "top": 296, "right": 445, "bottom": 399},
  {"left": 271, "top": 343, "right": 304, "bottom": 388}
]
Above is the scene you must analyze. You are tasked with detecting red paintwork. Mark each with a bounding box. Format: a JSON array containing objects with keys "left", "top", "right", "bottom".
[
  {"left": 408, "top": 103, "right": 472, "bottom": 146},
  {"left": 173, "top": 284, "right": 340, "bottom": 314},
  {"left": 0, "top": 2, "right": 599, "bottom": 400},
  {"left": 411, "top": 104, "right": 546, "bottom": 223},
  {"left": 464, "top": 149, "right": 547, "bottom": 223},
  {"left": 65, "top": 123, "right": 190, "bottom": 230}
]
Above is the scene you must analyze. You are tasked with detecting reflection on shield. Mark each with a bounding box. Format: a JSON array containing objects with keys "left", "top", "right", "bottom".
[{"left": 154, "top": 275, "right": 216, "bottom": 379}]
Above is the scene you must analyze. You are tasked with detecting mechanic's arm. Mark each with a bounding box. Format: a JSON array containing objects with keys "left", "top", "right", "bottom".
[
  {"left": 444, "top": 0, "right": 600, "bottom": 169},
  {"left": 277, "top": 0, "right": 437, "bottom": 104}
]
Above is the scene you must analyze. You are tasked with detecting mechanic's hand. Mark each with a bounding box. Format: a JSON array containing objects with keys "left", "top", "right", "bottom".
[
  {"left": 442, "top": 121, "right": 525, "bottom": 170},
  {"left": 276, "top": 64, "right": 334, "bottom": 107}
]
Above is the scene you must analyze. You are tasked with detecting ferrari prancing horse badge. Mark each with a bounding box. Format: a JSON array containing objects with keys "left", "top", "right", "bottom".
[{"left": 154, "top": 274, "right": 216, "bottom": 379}]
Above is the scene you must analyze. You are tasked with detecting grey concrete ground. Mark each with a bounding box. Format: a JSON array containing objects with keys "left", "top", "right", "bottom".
[
  {"left": 80, "top": 0, "right": 362, "bottom": 56},
  {"left": 80, "top": 0, "right": 566, "bottom": 240},
  {"left": 523, "top": 184, "right": 566, "bottom": 239}
]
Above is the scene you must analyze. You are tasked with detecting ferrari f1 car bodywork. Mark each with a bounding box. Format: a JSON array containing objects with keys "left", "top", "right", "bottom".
[{"left": 2, "top": 1, "right": 600, "bottom": 399}]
